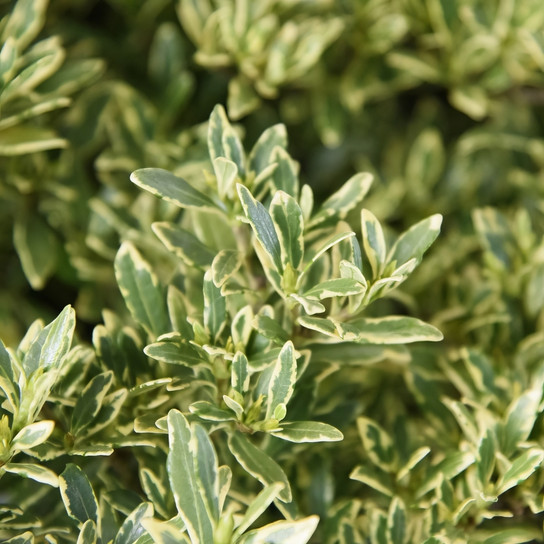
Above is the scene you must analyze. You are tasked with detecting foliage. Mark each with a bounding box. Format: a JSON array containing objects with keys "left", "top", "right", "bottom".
[{"left": 1, "top": 0, "right": 544, "bottom": 543}]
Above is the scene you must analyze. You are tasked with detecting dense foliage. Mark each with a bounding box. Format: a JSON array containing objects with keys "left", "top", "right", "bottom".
[{"left": 1, "top": 0, "right": 544, "bottom": 542}]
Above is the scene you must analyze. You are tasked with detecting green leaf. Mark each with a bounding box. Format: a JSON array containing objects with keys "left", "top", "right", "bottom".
[
  {"left": 11, "top": 420, "right": 54, "bottom": 451},
  {"left": 167, "top": 410, "right": 215, "bottom": 544},
  {"left": 208, "top": 104, "right": 245, "bottom": 176},
  {"left": 397, "top": 447, "right": 431, "bottom": 482},
  {"left": 203, "top": 269, "right": 227, "bottom": 343},
  {"left": 271, "top": 421, "right": 343, "bottom": 443},
  {"left": 361, "top": 209, "right": 386, "bottom": 278},
  {"left": 501, "top": 387, "right": 542, "bottom": 456},
  {"left": 350, "top": 464, "right": 394, "bottom": 497},
  {"left": 270, "top": 191, "right": 304, "bottom": 271},
  {"left": 4, "top": 533, "right": 35, "bottom": 544},
  {"left": 472, "top": 208, "right": 512, "bottom": 268},
  {"left": 0, "top": 339, "right": 18, "bottom": 411},
  {"left": 416, "top": 451, "right": 475, "bottom": 497},
  {"left": 266, "top": 341, "right": 297, "bottom": 419},
  {"left": 249, "top": 124, "right": 287, "bottom": 176},
  {"left": 270, "top": 147, "right": 299, "bottom": 197},
  {"left": 497, "top": 449, "right": 544, "bottom": 495},
  {"left": 233, "top": 483, "right": 284, "bottom": 539},
  {"left": 336, "top": 316, "right": 443, "bottom": 344},
  {"left": 13, "top": 214, "right": 59, "bottom": 290},
  {"left": 387, "top": 497, "right": 406, "bottom": 544},
  {"left": 3, "top": 462, "right": 58, "bottom": 487},
  {"left": 194, "top": 424, "right": 220, "bottom": 523},
  {"left": 298, "top": 316, "right": 339, "bottom": 338},
  {"left": 477, "top": 430, "right": 496, "bottom": 487},
  {"left": 145, "top": 341, "right": 205, "bottom": 367},
  {"left": 115, "top": 242, "right": 168, "bottom": 337},
  {"left": 231, "top": 305, "right": 254, "bottom": 351},
  {"left": 212, "top": 250, "right": 243, "bottom": 288},
  {"left": 482, "top": 527, "right": 543, "bottom": 544},
  {"left": 115, "top": 503, "right": 154, "bottom": 544},
  {"left": 303, "top": 278, "right": 365, "bottom": 300},
  {"left": 289, "top": 294, "right": 326, "bottom": 315},
  {"left": 60, "top": 464, "right": 99, "bottom": 524},
  {"left": 238, "top": 184, "right": 283, "bottom": 273},
  {"left": 213, "top": 157, "right": 238, "bottom": 199},
  {"left": 228, "top": 432, "right": 291, "bottom": 503},
  {"left": 77, "top": 520, "right": 97, "bottom": 544},
  {"left": 71, "top": 371, "right": 114, "bottom": 436},
  {"left": 308, "top": 173, "right": 373, "bottom": 229},
  {"left": 23, "top": 305, "right": 75, "bottom": 376},
  {"left": 357, "top": 417, "right": 396, "bottom": 470},
  {"left": 387, "top": 214, "right": 442, "bottom": 267},
  {"left": 254, "top": 315, "right": 289, "bottom": 345},
  {"left": 0, "top": 125, "right": 66, "bottom": 155},
  {"left": 142, "top": 517, "right": 189, "bottom": 544},
  {"left": 140, "top": 468, "right": 170, "bottom": 519},
  {"left": 232, "top": 351, "right": 250, "bottom": 395},
  {"left": 189, "top": 401, "right": 236, "bottom": 423},
  {"left": 131, "top": 168, "right": 218, "bottom": 211},
  {"left": 152, "top": 222, "right": 216, "bottom": 268},
  {"left": 238, "top": 515, "right": 319, "bottom": 544}
]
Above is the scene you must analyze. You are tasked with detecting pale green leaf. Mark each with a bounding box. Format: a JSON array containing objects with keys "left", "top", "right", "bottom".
[
  {"left": 131, "top": 168, "right": 218, "bottom": 211},
  {"left": 298, "top": 316, "right": 339, "bottom": 338},
  {"left": 11, "top": 420, "right": 54, "bottom": 451},
  {"left": 387, "top": 497, "right": 406, "bottom": 544},
  {"left": 114, "top": 503, "right": 154, "bottom": 544},
  {"left": 357, "top": 417, "right": 396, "bottom": 470},
  {"left": 189, "top": 401, "right": 236, "bottom": 423},
  {"left": 3, "top": 462, "right": 58, "bottom": 487},
  {"left": 337, "top": 316, "right": 443, "bottom": 344},
  {"left": 361, "top": 209, "right": 386, "bottom": 279},
  {"left": 248, "top": 124, "right": 287, "bottom": 176},
  {"left": 152, "top": 222, "right": 215, "bottom": 268},
  {"left": 238, "top": 515, "right": 319, "bottom": 544},
  {"left": 270, "top": 191, "right": 304, "bottom": 270},
  {"left": 167, "top": 410, "right": 215, "bottom": 544},
  {"left": 194, "top": 423, "right": 220, "bottom": 522},
  {"left": 145, "top": 341, "right": 205, "bottom": 367},
  {"left": 289, "top": 294, "right": 326, "bottom": 315},
  {"left": 77, "top": 520, "right": 97, "bottom": 544},
  {"left": 303, "top": 278, "right": 365, "bottom": 300},
  {"left": 213, "top": 157, "right": 238, "bottom": 199},
  {"left": 270, "top": 146, "right": 299, "bottom": 197},
  {"left": 238, "top": 184, "right": 283, "bottom": 272},
  {"left": 266, "top": 341, "right": 297, "bottom": 419},
  {"left": 271, "top": 421, "right": 343, "bottom": 443},
  {"left": 254, "top": 315, "right": 289, "bottom": 345},
  {"left": 228, "top": 433, "right": 291, "bottom": 503},
  {"left": 114, "top": 242, "right": 168, "bottom": 337},
  {"left": 60, "top": 464, "right": 99, "bottom": 524},
  {"left": 208, "top": 104, "right": 245, "bottom": 175},
  {"left": 231, "top": 351, "right": 250, "bottom": 395},
  {"left": 497, "top": 449, "right": 544, "bottom": 495},
  {"left": 71, "top": 371, "right": 114, "bottom": 435},
  {"left": 203, "top": 269, "right": 227, "bottom": 343}
]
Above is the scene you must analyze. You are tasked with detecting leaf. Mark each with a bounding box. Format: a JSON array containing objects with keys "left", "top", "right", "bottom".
[
  {"left": 477, "top": 430, "right": 496, "bottom": 487},
  {"left": 71, "top": 371, "right": 114, "bottom": 435},
  {"left": 212, "top": 250, "right": 243, "bottom": 287},
  {"left": 308, "top": 173, "right": 373, "bottom": 229},
  {"left": 189, "top": 401, "right": 236, "bottom": 423},
  {"left": 267, "top": 147, "right": 299, "bottom": 198},
  {"left": 77, "top": 520, "right": 97, "bottom": 544},
  {"left": 60, "top": 464, "right": 99, "bottom": 524},
  {"left": 0, "top": 339, "right": 18, "bottom": 411},
  {"left": 213, "top": 157, "right": 238, "bottom": 199},
  {"left": 387, "top": 497, "right": 406, "bottom": 544},
  {"left": 13, "top": 213, "right": 59, "bottom": 290},
  {"left": 238, "top": 515, "right": 319, "bottom": 544},
  {"left": 249, "top": 124, "right": 287, "bottom": 176},
  {"left": 387, "top": 214, "right": 442, "bottom": 267},
  {"left": 271, "top": 421, "right": 343, "bottom": 443},
  {"left": 336, "top": 316, "right": 443, "bottom": 344},
  {"left": 130, "top": 168, "right": 218, "bottom": 211},
  {"left": 228, "top": 432, "right": 291, "bottom": 503},
  {"left": 501, "top": 387, "right": 542, "bottom": 456},
  {"left": 361, "top": 209, "right": 386, "bottom": 278},
  {"left": 270, "top": 191, "right": 304, "bottom": 270},
  {"left": 167, "top": 410, "right": 215, "bottom": 544},
  {"left": 231, "top": 305, "right": 254, "bottom": 350},
  {"left": 208, "top": 104, "right": 245, "bottom": 175},
  {"left": 4, "top": 533, "right": 35, "bottom": 544},
  {"left": 350, "top": 464, "right": 394, "bottom": 496},
  {"left": 289, "top": 294, "right": 326, "bottom": 315},
  {"left": 303, "top": 278, "right": 365, "bottom": 300},
  {"left": 142, "top": 517, "right": 189, "bottom": 544},
  {"left": 266, "top": 341, "right": 297, "bottom": 419},
  {"left": 357, "top": 417, "right": 396, "bottom": 470},
  {"left": 416, "top": 451, "right": 475, "bottom": 497},
  {"left": 298, "top": 316, "right": 339, "bottom": 338},
  {"left": 23, "top": 305, "right": 75, "bottom": 376},
  {"left": 145, "top": 341, "right": 205, "bottom": 367},
  {"left": 233, "top": 483, "right": 284, "bottom": 539},
  {"left": 254, "top": 315, "right": 289, "bottom": 345},
  {"left": 115, "top": 242, "right": 168, "bottom": 337},
  {"left": 3, "top": 463, "right": 58, "bottom": 487},
  {"left": 232, "top": 351, "right": 250, "bottom": 395},
  {"left": 482, "top": 527, "right": 543, "bottom": 544},
  {"left": 497, "top": 449, "right": 544, "bottom": 495},
  {"left": 140, "top": 468, "right": 170, "bottom": 518},
  {"left": 203, "top": 269, "right": 227, "bottom": 343},
  {"left": 397, "top": 447, "right": 431, "bottom": 482},
  {"left": 238, "top": 184, "right": 283, "bottom": 273},
  {"left": 194, "top": 424, "right": 220, "bottom": 523},
  {"left": 152, "top": 222, "right": 216, "bottom": 268},
  {"left": 11, "top": 420, "right": 55, "bottom": 451},
  {"left": 114, "top": 503, "right": 154, "bottom": 544}
]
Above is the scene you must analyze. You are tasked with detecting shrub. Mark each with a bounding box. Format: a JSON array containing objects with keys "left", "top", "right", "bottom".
[{"left": 1, "top": 1, "right": 544, "bottom": 543}]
